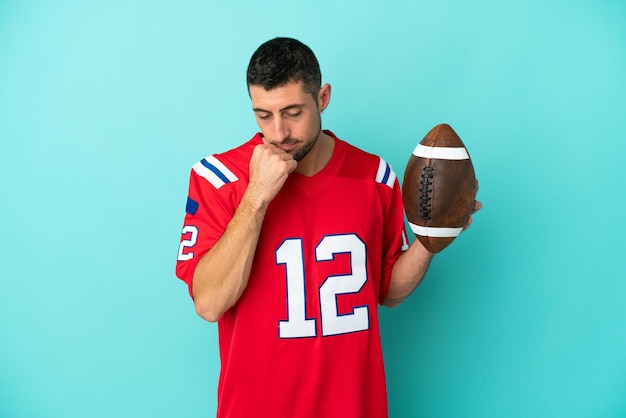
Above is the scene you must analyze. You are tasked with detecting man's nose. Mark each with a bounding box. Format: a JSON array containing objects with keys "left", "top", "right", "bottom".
[{"left": 273, "top": 118, "right": 289, "bottom": 142}]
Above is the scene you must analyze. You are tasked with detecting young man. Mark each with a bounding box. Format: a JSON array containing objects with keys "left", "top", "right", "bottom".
[{"left": 176, "top": 37, "right": 476, "bottom": 418}]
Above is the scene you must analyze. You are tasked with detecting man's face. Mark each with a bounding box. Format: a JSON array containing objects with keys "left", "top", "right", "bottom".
[{"left": 249, "top": 81, "right": 324, "bottom": 162}]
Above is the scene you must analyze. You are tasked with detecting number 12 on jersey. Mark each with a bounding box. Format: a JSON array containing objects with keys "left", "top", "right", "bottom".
[{"left": 276, "top": 233, "right": 370, "bottom": 339}]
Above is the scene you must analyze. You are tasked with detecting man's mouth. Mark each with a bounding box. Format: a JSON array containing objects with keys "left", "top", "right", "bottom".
[{"left": 273, "top": 142, "right": 298, "bottom": 152}]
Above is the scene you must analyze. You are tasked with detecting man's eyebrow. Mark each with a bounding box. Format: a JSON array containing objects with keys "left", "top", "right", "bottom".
[{"left": 252, "top": 103, "right": 305, "bottom": 113}]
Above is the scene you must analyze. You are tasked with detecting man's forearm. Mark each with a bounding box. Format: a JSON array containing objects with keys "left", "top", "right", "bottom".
[
  {"left": 192, "top": 194, "right": 268, "bottom": 322},
  {"left": 191, "top": 143, "right": 298, "bottom": 322},
  {"left": 383, "top": 241, "right": 434, "bottom": 308}
]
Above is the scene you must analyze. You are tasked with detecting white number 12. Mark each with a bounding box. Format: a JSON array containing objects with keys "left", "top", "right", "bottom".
[{"left": 276, "top": 233, "right": 370, "bottom": 339}]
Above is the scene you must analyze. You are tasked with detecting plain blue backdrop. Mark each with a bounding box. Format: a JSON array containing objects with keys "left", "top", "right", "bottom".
[{"left": 1, "top": 1, "right": 625, "bottom": 417}]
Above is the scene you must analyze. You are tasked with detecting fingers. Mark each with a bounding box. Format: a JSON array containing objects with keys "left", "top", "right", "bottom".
[
  {"left": 253, "top": 143, "right": 293, "bottom": 161},
  {"left": 472, "top": 200, "right": 483, "bottom": 214},
  {"left": 254, "top": 144, "right": 297, "bottom": 168},
  {"left": 463, "top": 200, "right": 482, "bottom": 231},
  {"left": 463, "top": 216, "right": 473, "bottom": 231},
  {"left": 464, "top": 181, "right": 482, "bottom": 231},
  {"left": 247, "top": 144, "right": 297, "bottom": 204}
]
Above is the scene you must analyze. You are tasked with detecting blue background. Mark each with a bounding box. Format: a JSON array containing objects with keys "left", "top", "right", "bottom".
[{"left": 1, "top": 1, "right": 625, "bottom": 417}]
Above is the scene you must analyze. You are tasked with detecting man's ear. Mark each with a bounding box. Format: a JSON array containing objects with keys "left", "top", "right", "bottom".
[{"left": 318, "top": 83, "right": 332, "bottom": 112}]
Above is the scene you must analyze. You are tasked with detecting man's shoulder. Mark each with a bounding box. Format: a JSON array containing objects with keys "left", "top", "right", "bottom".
[
  {"left": 189, "top": 133, "right": 261, "bottom": 190},
  {"left": 329, "top": 131, "right": 373, "bottom": 159},
  {"left": 330, "top": 132, "right": 396, "bottom": 189}
]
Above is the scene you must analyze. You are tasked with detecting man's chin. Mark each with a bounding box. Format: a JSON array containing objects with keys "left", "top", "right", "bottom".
[
  {"left": 294, "top": 137, "right": 319, "bottom": 162},
  {"left": 293, "top": 147, "right": 312, "bottom": 162}
]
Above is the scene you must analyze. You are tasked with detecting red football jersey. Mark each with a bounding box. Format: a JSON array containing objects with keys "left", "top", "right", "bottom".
[{"left": 176, "top": 131, "right": 408, "bottom": 418}]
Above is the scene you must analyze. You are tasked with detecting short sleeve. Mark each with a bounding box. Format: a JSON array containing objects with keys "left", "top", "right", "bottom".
[
  {"left": 378, "top": 171, "right": 409, "bottom": 304},
  {"left": 175, "top": 157, "right": 240, "bottom": 297}
]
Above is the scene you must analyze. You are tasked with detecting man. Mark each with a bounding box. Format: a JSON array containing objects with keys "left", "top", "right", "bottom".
[{"left": 176, "top": 37, "right": 479, "bottom": 418}]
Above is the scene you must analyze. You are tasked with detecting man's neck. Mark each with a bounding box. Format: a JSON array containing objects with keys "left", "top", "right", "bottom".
[{"left": 295, "top": 131, "right": 335, "bottom": 177}]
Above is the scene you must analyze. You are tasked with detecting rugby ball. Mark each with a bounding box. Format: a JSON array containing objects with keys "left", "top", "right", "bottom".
[{"left": 402, "top": 124, "right": 477, "bottom": 253}]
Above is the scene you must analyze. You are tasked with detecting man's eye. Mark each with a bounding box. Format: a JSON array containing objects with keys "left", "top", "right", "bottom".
[
  {"left": 286, "top": 111, "right": 302, "bottom": 118},
  {"left": 258, "top": 114, "right": 271, "bottom": 120}
]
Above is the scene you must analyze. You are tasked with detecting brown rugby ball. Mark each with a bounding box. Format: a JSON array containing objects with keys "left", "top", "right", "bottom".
[{"left": 402, "top": 124, "right": 477, "bottom": 253}]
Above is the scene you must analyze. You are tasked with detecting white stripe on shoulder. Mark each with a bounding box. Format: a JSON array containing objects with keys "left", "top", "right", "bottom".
[
  {"left": 375, "top": 157, "right": 396, "bottom": 189},
  {"left": 192, "top": 155, "right": 238, "bottom": 189},
  {"left": 413, "top": 144, "right": 469, "bottom": 160}
]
